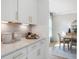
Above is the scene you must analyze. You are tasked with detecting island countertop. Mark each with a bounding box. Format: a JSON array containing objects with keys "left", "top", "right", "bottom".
[{"left": 1, "top": 38, "right": 45, "bottom": 57}]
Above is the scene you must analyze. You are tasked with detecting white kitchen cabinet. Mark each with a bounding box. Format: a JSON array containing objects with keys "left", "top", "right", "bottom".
[
  {"left": 28, "top": 49, "right": 39, "bottom": 59},
  {"left": 28, "top": 40, "right": 46, "bottom": 59},
  {"left": 40, "top": 40, "right": 46, "bottom": 59},
  {"left": 12, "top": 48, "right": 28, "bottom": 59},
  {"left": 2, "top": 48, "right": 28, "bottom": 59},
  {"left": 1, "top": 0, "right": 37, "bottom": 24},
  {"left": 28, "top": 47, "right": 41, "bottom": 59},
  {"left": 1, "top": 0, "right": 17, "bottom": 21},
  {"left": 18, "top": 0, "right": 37, "bottom": 24},
  {"left": 2, "top": 39, "right": 46, "bottom": 59},
  {"left": 28, "top": 41, "right": 40, "bottom": 59}
]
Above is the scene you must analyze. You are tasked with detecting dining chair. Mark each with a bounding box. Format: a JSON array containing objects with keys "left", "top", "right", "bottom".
[
  {"left": 58, "top": 33, "right": 64, "bottom": 48},
  {"left": 58, "top": 33, "right": 70, "bottom": 50},
  {"left": 63, "top": 37, "right": 70, "bottom": 50},
  {"left": 70, "top": 33, "right": 77, "bottom": 51}
]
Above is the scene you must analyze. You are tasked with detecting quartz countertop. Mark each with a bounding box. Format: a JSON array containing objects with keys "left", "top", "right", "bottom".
[{"left": 1, "top": 38, "right": 44, "bottom": 57}]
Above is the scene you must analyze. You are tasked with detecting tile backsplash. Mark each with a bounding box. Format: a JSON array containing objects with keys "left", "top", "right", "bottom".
[
  {"left": 1, "top": 23, "right": 28, "bottom": 34},
  {"left": 1, "top": 23, "right": 45, "bottom": 39}
]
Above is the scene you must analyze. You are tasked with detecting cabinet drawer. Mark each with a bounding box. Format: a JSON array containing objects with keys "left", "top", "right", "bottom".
[
  {"left": 2, "top": 48, "right": 28, "bottom": 59},
  {"left": 12, "top": 48, "right": 27, "bottom": 59},
  {"left": 2, "top": 54, "right": 13, "bottom": 59},
  {"left": 28, "top": 42, "right": 40, "bottom": 53}
]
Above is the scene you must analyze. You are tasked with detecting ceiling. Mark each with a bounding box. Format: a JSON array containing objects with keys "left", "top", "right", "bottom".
[{"left": 49, "top": 0, "right": 77, "bottom": 15}]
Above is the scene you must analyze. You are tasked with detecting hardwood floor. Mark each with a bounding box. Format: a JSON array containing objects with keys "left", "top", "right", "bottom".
[
  {"left": 49, "top": 54, "right": 68, "bottom": 59},
  {"left": 49, "top": 43, "right": 76, "bottom": 59}
]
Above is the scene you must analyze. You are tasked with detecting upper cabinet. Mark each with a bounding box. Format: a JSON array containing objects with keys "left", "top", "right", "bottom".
[
  {"left": 1, "top": 0, "right": 37, "bottom": 24},
  {"left": 18, "top": 0, "right": 37, "bottom": 24},
  {"left": 1, "top": 0, "right": 17, "bottom": 21}
]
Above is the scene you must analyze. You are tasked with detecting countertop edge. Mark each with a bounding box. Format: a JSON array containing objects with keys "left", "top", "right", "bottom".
[{"left": 1, "top": 38, "right": 45, "bottom": 57}]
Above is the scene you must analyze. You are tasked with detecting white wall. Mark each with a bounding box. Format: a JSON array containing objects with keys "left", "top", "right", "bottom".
[
  {"left": 49, "top": 0, "right": 77, "bottom": 14},
  {"left": 49, "top": 0, "right": 77, "bottom": 41},
  {"left": 52, "top": 13, "right": 77, "bottom": 40}
]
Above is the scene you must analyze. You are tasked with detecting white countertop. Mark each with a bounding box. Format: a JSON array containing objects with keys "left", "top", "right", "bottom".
[{"left": 1, "top": 38, "right": 44, "bottom": 57}]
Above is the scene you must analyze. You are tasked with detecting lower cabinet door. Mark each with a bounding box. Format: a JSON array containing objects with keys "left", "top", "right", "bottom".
[
  {"left": 2, "top": 53, "right": 27, "bottom": 59},
  {"left": 28, "top": 52, "right": 37, "bottom": 59},
  {"left": 40, "top": 46, "right": 45, "bottom": 59},
  {"left": 12, "top": 52, "right": 26, "bottom": 59},
  {"left": 28, "top": 40, "right": 46, "bottom": 59},
  {"left": 36, "top": 48, "right": 41, "bottom": 59},
  {"left": 28, "top": 48, "right": 41, "bottom": 59},
  {"left": 40, "top": 40, "right": 46, "bottom": 59},
  {"left": 12, "top": 48, "right": 27, "bottom": 59}
]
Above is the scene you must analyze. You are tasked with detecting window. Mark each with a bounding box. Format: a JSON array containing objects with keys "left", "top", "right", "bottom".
[{"left": 49, "top": 16, "right": 52, "bottom": 39}]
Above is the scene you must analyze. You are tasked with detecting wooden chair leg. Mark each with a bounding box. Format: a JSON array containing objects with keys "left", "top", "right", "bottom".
[
  {"left": 59, "top": 43, "right": 61, "bottom": 48},
  {"left": 68, "top": 43, "right": 69, "bottom": 50},
  {"left": 63, "top": 43, "right": 65, "bottom": 50},
  {"left": 63, "top": 41, "right": 65, "bottom": 50},
  {"left": 70, "top": 43, "right": 72, "bottom": 52}
]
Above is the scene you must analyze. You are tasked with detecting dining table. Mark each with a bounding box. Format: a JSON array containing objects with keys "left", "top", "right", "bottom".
[{"left": 63, "top": 32, "right": 77, "bottom": 50}]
